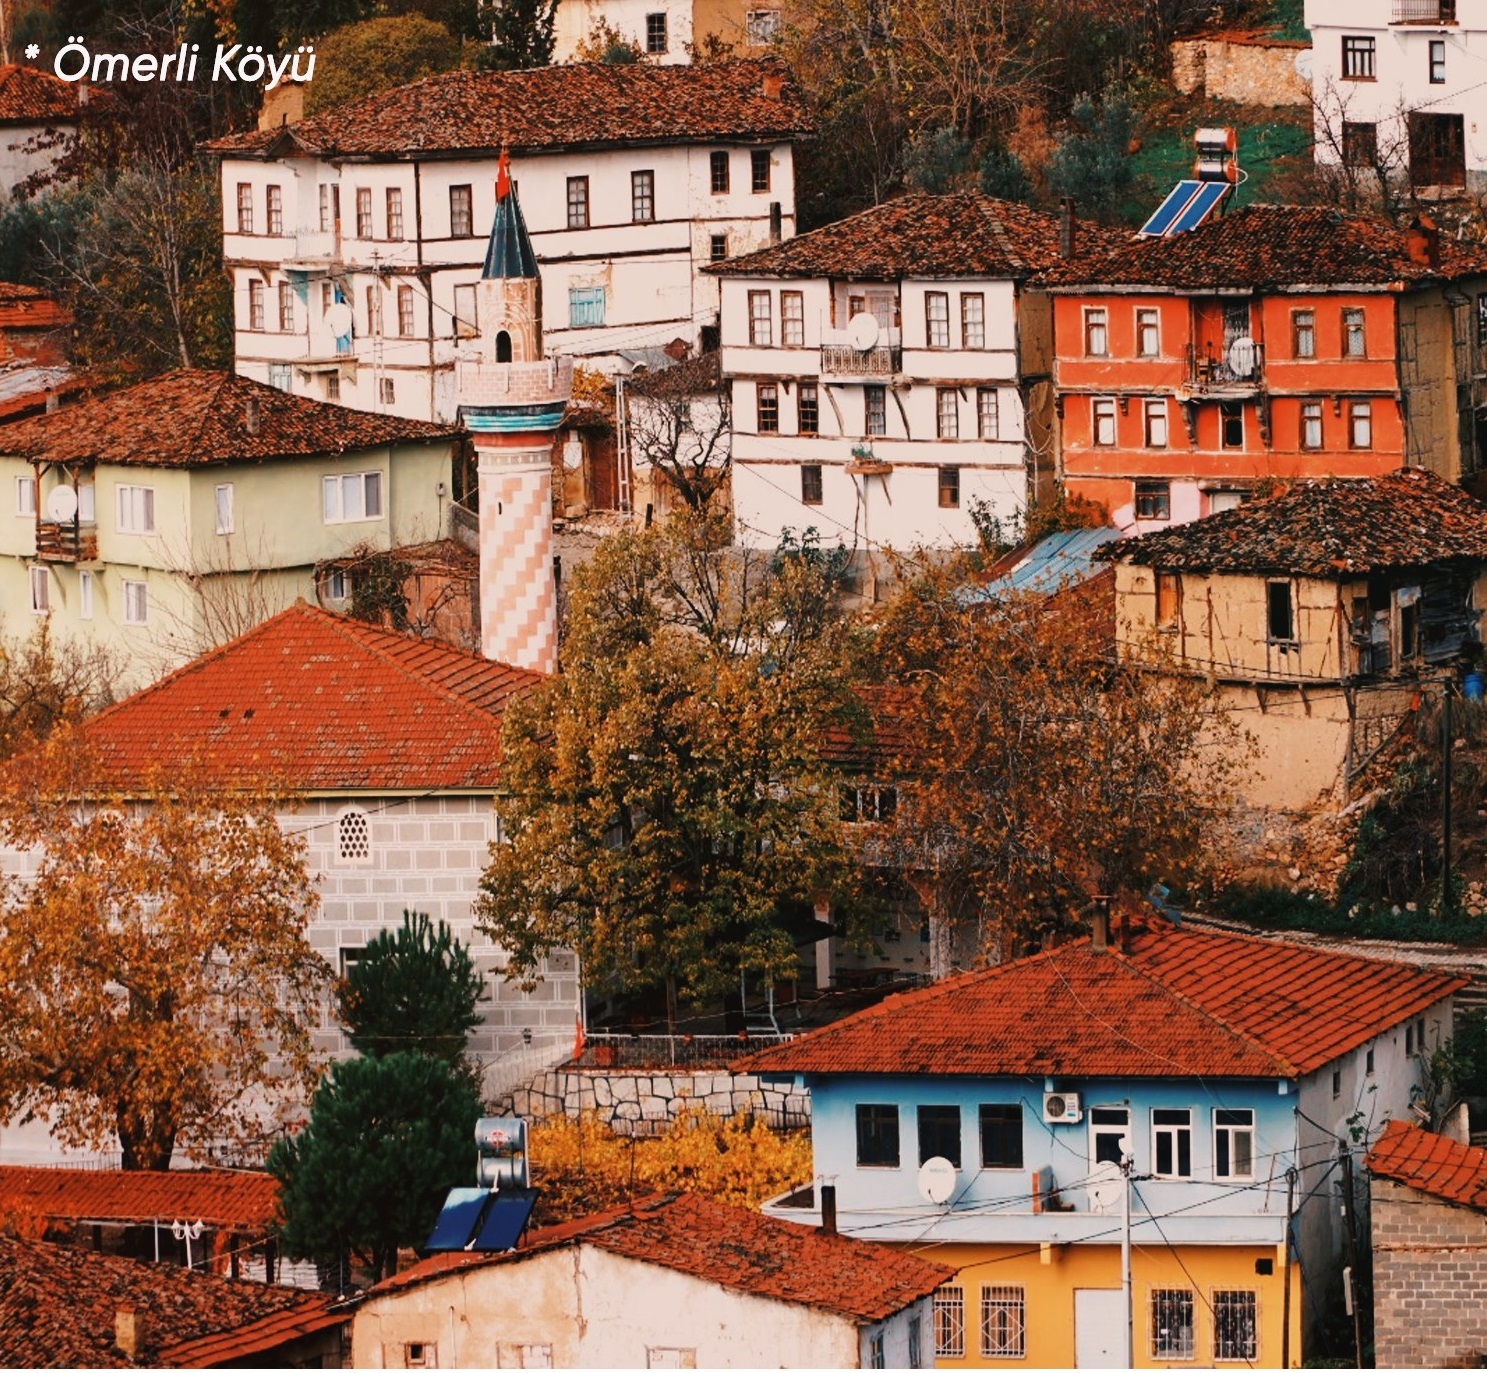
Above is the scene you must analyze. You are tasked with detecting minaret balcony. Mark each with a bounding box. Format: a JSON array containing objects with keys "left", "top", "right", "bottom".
[{"left": 457, "top": 356, "right": 574, "bottom": 435}]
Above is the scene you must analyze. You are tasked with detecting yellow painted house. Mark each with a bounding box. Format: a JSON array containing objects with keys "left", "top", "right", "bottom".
[{"left": 0, "top": 369, "right": 464, "bottom": 690}]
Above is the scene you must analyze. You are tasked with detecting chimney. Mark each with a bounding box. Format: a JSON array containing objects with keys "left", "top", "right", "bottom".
[
  {"left": 762, "top": 72, "right": 784, "bottom": 99},
  {"left": 1059, "top": 197, "right": 1077, "bottom": 260},
  {"left": 769, "top": 201, "right": 782, "bottom": 244},
  {"left": 245, "top": 395, "right": 261, "bottom": 436},
  {"left": 819, "top": 1183, "right": 837, "bottom": 1236},
  {"left": 1405, "top": 214, "right": 1441, "bottom": 270},
  {"left": 115, "top": 1308, "right": 143, "bottom": 1361},
  {"left": 1090, "top": 897, "right": 1110, "bottom": 953},
  {"left": 44, "top": 388, "right": 57, "bottom": 414},
  {"left": 78, "top": 83, "right": 89, "bottom": 109}
]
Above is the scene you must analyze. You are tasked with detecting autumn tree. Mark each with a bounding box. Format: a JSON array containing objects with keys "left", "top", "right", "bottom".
[
  {"left": 624, "top": 357, "right": 731, "bottom": 514},
  {"left": 304, "top": 16, "right": 464, "bottom": 115},
  {"left": 475, "top": 512, "right": 860, "bottom": 1026},
  {"left": 0, "top": 737, "right": 328, "bottom": 1169},
  {"left": 0, "top": 622, "right": 116, "bottom": 762}
]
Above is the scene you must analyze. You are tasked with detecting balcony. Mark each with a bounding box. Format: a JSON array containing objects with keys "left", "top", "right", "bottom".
[
  {"left": 35, "top": 520, "right": 97, "bottom": 563},
  {"left": 821, "top": 343, "right": 901, "bottom": 377},
  {"left": 1392, "top": 0, "right": 1455, "bottom": 21},
  {"left": 1187, "top": 340, "right": 1264, "bottom": 397}
]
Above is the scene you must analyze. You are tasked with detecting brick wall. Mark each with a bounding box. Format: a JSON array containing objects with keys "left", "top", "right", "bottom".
[
  {"left": 1169, "top": 36, "right": 1310, "bottom": 107},
  {"left": 1370, "top": 1176, "right": 1487, "bottom": 1367}
]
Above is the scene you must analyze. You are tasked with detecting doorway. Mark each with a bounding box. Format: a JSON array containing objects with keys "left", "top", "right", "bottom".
[
  {"left": 1073, "top": 1288, "right": 1125, "bottom": 1368},
  {"left": 1409, "top": 112, "right": 1466, "bottom": 187}
]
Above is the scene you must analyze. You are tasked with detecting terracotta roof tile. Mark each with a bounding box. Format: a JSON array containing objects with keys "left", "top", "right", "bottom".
[
  {"left": 0, "top": 368, "right": 457, "bottom": 469},
  {"left": 1102, "top": 469, "right": 1487, "bottom": 576},
  {"left": 1366, "top": 1119, "right": 1487, "bottom": 1210},
  {"left": 0, "top": 1235, "right": 338, "bottom": 1368},
  {"left": 0, "top": 1166, "right": 278, "bottom": 1231},
  {"left": 0, "top": 64, "right": 81, "bottom": 124},
  {"left": 77, "top": 602, "right": 543, "bottom": 793},
  {"left": 1040, "top": 204, "right": 1487, "bottom": 290},
  {"left": 739, "top": 921, "right": 1465, "bottom": 1080},
  {"left": 158, "top": 1303, "right": 348, "bottom": 1367},
  {"left": 205, "top": 59, "right": 809, "bottom": 159},
  {"left": 371, "top": 1193, "right": 950, "bottom": 1323},
  {"left": 711, "top": 194, "right": 1123, "bottom": 280}
]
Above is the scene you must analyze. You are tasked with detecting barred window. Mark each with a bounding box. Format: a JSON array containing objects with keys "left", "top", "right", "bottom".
[
  {"left": 337, "top": 809, "right": 372, "bottom": 864},
  {"left": 1213, "top": 1290, "right": 1257, "bottom": 1362},
  {"left": 934, "top": 1286, "right": 965, "bottom": 1359},
  {"left": 1151, "top": 1289, "right": 1195, "bottom": 1360},
  {"left": 980, "top": 1286, "right": 1025, "bottom": 1358}
]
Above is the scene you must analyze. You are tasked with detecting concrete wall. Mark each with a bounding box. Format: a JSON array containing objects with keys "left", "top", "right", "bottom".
[
  {"left": 507, "top": 1067, "right": 810, "bottom": 1132},
  {"left": 1371, "top": 1175, "right": 1487, "bottom": 1367},
  {"left": 1170, "top": 36, "right": 1310, "bottom": 106}
]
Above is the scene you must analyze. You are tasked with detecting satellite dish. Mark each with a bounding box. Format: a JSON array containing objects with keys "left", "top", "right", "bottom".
[
  {"left": 325, "top": 301, "right": 354, "bottom": 338},
  {"left": 1086, "top": 1161, "right": 1124, "bottom": 1214},
  {"left": 846, "top": 311, "right": 880, "bottom": 351},
  {"left": 45, "top": 485, "right": 78, "bottom": 523},
  {"left": 918, "top": 1156, "right": 956, "bottom": 1205},
  {"left": 1227, "top": 336, "right": 1257, "bottom": 378},
  {"left": 1294, "top": 49, "right": 1313, "bottom": 81}
]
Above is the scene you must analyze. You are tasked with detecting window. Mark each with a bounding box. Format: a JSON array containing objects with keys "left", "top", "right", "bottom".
[
  {"left": 1340, "top": 307, "right": 1366, "bottom": 358},
  {"left": 235, "top": 182, "right": 253, "bottom": 234},
  {"left": 1430, "top": 38, "right": 1446, "bottom": 83},
  {"left": 386, "top": 187, "right": 405, "bottom": 240},
  {"left": 801, "top": 463, "right": 823, "bottom": 504},
  {"left": 973, "top": 388, "right": 1000, "bottom": 440},
  {"left": 28, "top": 564, "right": 48, "bottom": 614},
  {"left": 1342, "top": 35, "right": 1376, "bottom": 80},
  {"left": 79, "top": 484, "right": 94, "bottom": 523},
  {"left": 455, "top": 283, "right": 479, "bottom": 337},
  {"left": 1152, "top": 1108, "right": 1193, "bottom": 1178},
  {"left": 322, "top": 471, "right": 384, "bottom": 523},
  {"left": 779, "top": 290, "right": 805, "bottom": 346},
  {"left": 1343, "top": 121, "right": 1379, "bottom": 167},
  {"left": 215, "top": 483, "right": 234, "bottom": 535},
  {"left": 632, "top": 170, "right": 656, "bottom": 223},
  {"left": 1300, "top": 401, "right": 1323, "bottom": 449},
  {"left": 269, "top": 362, "right": 291, "bottom": 392},
  {"left": 1136, "top": 308, "right": 1160, "bottom": 357},
  {"left": 937, "top": 388, "right": 959, "bottom": 439},
  {"left": 646, "top": 11, "right": 668, "bottom": 52},
  {"left": 757, "top": 383, "right": 779, "bottom": 432},
  {"left": 1151, "top": 1289, "right": 1195, "bottom": 1361},
  {"left": 1092, "top": 397, "right": 1116, "bottom": 446},
  {"left": 116, "top": 484, "right": 156, "bottom": 534},
  {"left": 856, "top": 1103, "right": 900, "bottom": 1167},
  {"left": 709, "top": 233, "right": 727, "bottom": 262},
  {"left": 1156, "top": 571, "right": 1179, "bottom": 629},
  {"left": 1085, "top": 307, "right": 1108, "bottom": 356},
  {"left": 1144, "top": 398, "right": 1168, "bottom": 448},
  {"left": 918, "top": 1105, "right": 961, "bottom": 1166},
  {"left": 1292, "top": 310, "right": 1315, "bottom": 358},
  {"left": 938, "top": 466, "right": 961, "bottom": 509},
  {"left": 326, "top": 373, "right": 340, "bottom": 401},
  {"left": 380, "top": 377, "right": 395, "bottom": 405},
  {"left": 751, "top": 148, "right": 771, "bottom": 192},
  {"left": 322, "top": 567, "right": 348, "bottom": 602},
  {"left": 122, "top": 579, "right": 148, "bottom": 626},
  {"left": 1220, "top": 401, "right": 1244, "bottom": 448},
  {"left": 79, "top": 570, "right": 93, "bottom": 620},
  {"left": 1213, "top": 1291, "right": 1257, "bottom": 1362},
  {"left": 748, "top": 291, "right": 772, "bottom": 345},
  {"left": 398, "top": 285, "right": 415, "bottom": 337},
  {"left": 497, "top": 1345, "right": 553, "bottom": 1369},
  {"left": 337, "top": 808, "right": 372, "bottom": 864},
  {"left": 1349, "top": 399, "right": 1372, "bottom": 448},
  {"left": 1214, "top": 1108, "right": 1255, "bottom": 1180},
  {"left": 1332, "top": 1069, "right": 1342, "bottom": 1098},
  {"left": 645, "top": 1350, "right": 696, "bottom": 1369},
  {"left": 934, "top": 1287, "right": 965, "bottom": 1359},
  {"left": 979, "top": 1104, "right": 1023, "bottom": 1170},
  {"left": 1091, "top": 1106, "right": 1131, "bottom": 1166},
  {"left": 248, "top": 279, "right": 265, "bottom": 331},
  {"left": 1366, "top": 1047, "right": 1376, "bottom": 1075},
  {"left": 15, "top": 475, "right": 34, "bottom": 516},
  {"left": 926, "top": 292, "right": 951, "bottom": 349},
  {"left": 980, "top": 1287, "right": 1025, "bottom": 1359},
  {"left": 1267, "top": 580, "right": 1295, "bottom": 642},
  {"left": 354, "top": 186, "right": 373, "bottom": 239},
  {"left": 278, "top": 282, "right": 294, "bottom": 332},
  {"left": 710, "top": 151, "right": 730, "bottom": 194},
  {"left": 1135, "top": 480, "right": 1170, "bottom": 521},
  {"left": 961, "top": 293, "right": 985, "bottom": 349},
  {"left": 405, "top": 1342, "right": 435, "bottom": 1368},
  {"left": 449, "top": 184, "right": 473, "bottom": 237},
  {"left": 747, "top": 8, "right": 781, "bottom": 43},
  {"left": 1406, "top": 1022, "right": 1415, "bottom": 1056},
  {"left": 569, "top": 286, "right": 604, "bottom": 329},
  {"left": 908, "top": 1316, "right": 922, "bottom": 1370},
  {"left": 868, "top": 1332, "right": 885, "bottom": 1370},
  {"left": 266, "top": 184, "right": 283, "bottom": 235},
  {"left": 866, "top": 385, "right": 887, "bottom": 436},
  {"left": 840, "top": 785, "right": 897, "bottom": 823},
  {"left": 566, "top": 176, "right": 590, "bottom": 230},
  {"left": 318, "top": 183, "right": 334, "bottom": 231},
  {"left": 320, "top": 281, "right": 334, "bottom": 315},
  {"left": 799, "top": 382, "right": 819, "bottom": 433}
]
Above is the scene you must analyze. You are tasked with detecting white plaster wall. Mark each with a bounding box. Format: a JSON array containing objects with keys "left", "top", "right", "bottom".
[
  {"left": 0, "top": 122, "right": 76, "bottom": 198},
  {"left": 554, "top": 0, "right": 696, "bottom": 61}
]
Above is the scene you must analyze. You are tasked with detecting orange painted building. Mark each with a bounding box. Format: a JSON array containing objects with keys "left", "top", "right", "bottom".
[{"left": 1043, "top": 206, "right": 1487, "bottom": 531}]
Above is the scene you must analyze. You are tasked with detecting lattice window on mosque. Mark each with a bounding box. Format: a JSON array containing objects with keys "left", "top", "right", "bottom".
[{"left": 337, "top": 809, "right": 372, "bottom": 865}]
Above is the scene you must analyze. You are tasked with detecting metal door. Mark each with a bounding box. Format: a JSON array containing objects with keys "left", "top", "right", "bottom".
[{"left": 1073, "top": 1288, "right": 1126, "bottom": 1368}]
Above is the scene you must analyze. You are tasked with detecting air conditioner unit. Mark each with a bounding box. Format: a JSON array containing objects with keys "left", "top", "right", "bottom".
[{"left": 1043, "top": 1092, "right": 1082, "bottom": 1125}]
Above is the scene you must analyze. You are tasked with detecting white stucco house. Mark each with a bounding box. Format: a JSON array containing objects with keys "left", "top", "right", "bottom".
[
  {"left": 552, "top": 0, "right": 785, "bottom": 63},
  {"left": 0, "top": 64, "right": 84, "bottom": 199},
  {"left": 203, "top": 58, "right": 809, "bottom": 422}
]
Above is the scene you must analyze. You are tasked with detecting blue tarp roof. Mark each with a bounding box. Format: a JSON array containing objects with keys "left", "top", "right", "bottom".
[{"left": 966, "top": 526, "right": 1122, "bottom": 603}]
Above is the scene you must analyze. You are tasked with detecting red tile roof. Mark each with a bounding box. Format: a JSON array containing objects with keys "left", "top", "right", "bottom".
[
  {"left": 0, "top": 1166, "right": 279, "bottom": 1230},
  {"left": 1102, "top": 469, "right": 1487, "bottom": 576},
  {"left": 1040, "top": 204, "right": 1487, "bottom": 290},
  {"left": 1366, "top": 1119, "right": 1487, "bottom": 1211},
  {"left": 371, "top": 1193, "right": 950, "bottom": 1324},
  {"left": 0, "top": 368, "right": 457, "bottom": 469},
  {"left": 206, "top": 58, "right": 809, "bottom": 159},
  {"left": 0, "top": 64, "right": 82, "bottom": 124},
  {"left": 819, "top": 685, "right": 918, "bottom": 773},
  {"left": 0, "top": 1235, "right": 340, "bottom": 1368},
  {"left": 77, "top": 602, "right": 543, "bottom": 793},
  {"left": 739, "top": 920, "right": 1465, "bottom": 1080},
  {"left": 158, "top": 1303, "right": 348, "bottom": 1368}
]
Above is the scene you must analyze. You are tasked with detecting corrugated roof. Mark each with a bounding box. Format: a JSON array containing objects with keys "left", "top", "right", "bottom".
[
  {"left": 968, "top": 527, "right": 1123, "bottom": 600},
  {"left": 1367, "top": 1119, "right": 1487, "bottom": 1211},
  {"left": 0, "top": 1166, "right": 278, "bottom": 1230}
]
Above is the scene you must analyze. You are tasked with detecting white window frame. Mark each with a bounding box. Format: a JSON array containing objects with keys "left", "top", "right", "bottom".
[
  {"left": 935, "top": 1286, "right": 965, "bottom": 1359},
  {"left": 979, "top": 1285, "right": 1026, "bottom": 1359},
  {"left": 28, "top": 564, "right": 48, "bottom": 614},
  {"left": 15, "top": 474, "right": 35, "bottom": 516},
  {"left": 79, "top": 569, "right": 93, "bottom": 620},
  {"left": 1092, "top": 396, "right": 1117, "bottom": 446},
  {"left": 1144, "top": 397, "right": 1169, "bottom": 448},
  {"left": 1150, "top": 1288, "right": 1196, "bottom": 1361},
  {"left": 215, "top": 483, "right": 234, "bottom": 535},
  {"left": 78, "top": 483, "right": 95, "bottom": 524},
  {"left": 1151, "top": 1107, "right": 1193, "bottom": 1178},
  {"left": 1349, "top": 399, "right": 1373, "bottom": 449},
  {"left": 1090, "top": 1105, "right": 1131, "bottom": 1168},
  {"left": 1212, "top": 1290, "right": 1258, "bottom": 1363},
  {"left": 322, "top": 471, "right": 384, "bottom": 524},
  {"left": 644, "top": 1351, "right": 696, "bottom": 1370},
  {"left": 268, "top": 362, "right": 292, "bottom": 392},
  {"left": 1343, "top": 307, "right": 1366, "bottom": 357},
  {"left": 1136, "top": 308, "right": 1160, "bottom": 357},
  {"left": 122, "top": 579, "right": 148, "bottom": 627},
  {"left": 116, "top": 484, "right": 156, "bottom": 535},
  {"left": 319, "top": 183, "right": 333, "bottom": 231},
  {"left": 1213, "top": 1108, "right": 1256, "bottom": 1181},
  {"left": 746, "top": 8, "right": 781, "bottom": 43}
]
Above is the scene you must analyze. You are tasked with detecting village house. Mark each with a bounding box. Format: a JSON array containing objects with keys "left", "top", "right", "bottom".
[
  {"left": 1102, "top": 468, "right": 1487, "bottom": 806},
  {"left": 1041, "top": 205, "right": 1487, "bottom": 530},
  {"left": 1366, "top": 1118, "right": 1487, "bottom": 1367},
  {"left": 203, "top": 59, "right": 808, "bottom": 421},
  {"left": 0, "top": 64, "right": 84, "bottom": 198},
  {"left": 617, "top": 350, "right": 731, "bottom": 522},
  {"left": 0, "top": 283, "right": 74, "bottom": 424},
  {"left": 349, "top": 1191, "right": 949, "bottom": 1368},
  {"left": 552, "top": 0, "right": 786, "bottom": 62},
  {"left": 0, "top": 370, "right": 462, "bottom": 691},
  {"left": 741, "top": 913, "right": 1465, "bottom": 1368}
]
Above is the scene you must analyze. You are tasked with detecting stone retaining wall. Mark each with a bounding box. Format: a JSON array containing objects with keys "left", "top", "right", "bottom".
[{"left": 1171, "top": 35, "right": 1310, "bottom": 107}]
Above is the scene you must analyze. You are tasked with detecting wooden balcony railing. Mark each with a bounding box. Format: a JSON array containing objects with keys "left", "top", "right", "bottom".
[{"left": 35, "top": 520, "right": 97, "bottom": 563}]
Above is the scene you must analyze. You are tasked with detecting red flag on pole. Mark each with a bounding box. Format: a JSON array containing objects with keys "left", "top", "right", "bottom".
[{"left": 496, "top": 146, "right": 511, "bottom": 202}]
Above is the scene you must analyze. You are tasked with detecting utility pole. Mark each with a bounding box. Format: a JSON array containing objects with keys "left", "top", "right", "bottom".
[
  {"left": 1442, "top": 680, "right": 1455, "bottom": 912},
  {"left": 1338, "top": 1143, "right": 1365, "bottom": 1369},
  {"left": 1122, "top": 1155, "right": 1134, "bottom": 1370},
  {"left": 1282, "top": 1167, "right": 1297, "bottom": 1369}
]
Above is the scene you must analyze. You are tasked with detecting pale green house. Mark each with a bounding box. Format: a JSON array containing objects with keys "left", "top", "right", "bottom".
[{"left": 0, "top": 369, "right": 466, "bottom": 689}]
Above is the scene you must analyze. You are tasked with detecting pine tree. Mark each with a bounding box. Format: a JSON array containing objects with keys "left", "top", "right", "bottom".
[{"left": 479, "top": 0, "right": 559, "bottom": 71}]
